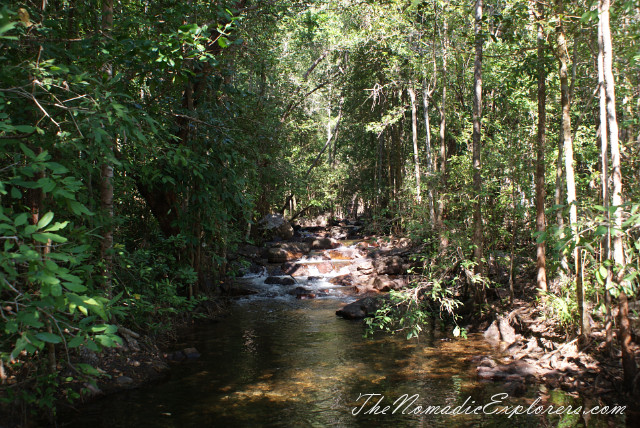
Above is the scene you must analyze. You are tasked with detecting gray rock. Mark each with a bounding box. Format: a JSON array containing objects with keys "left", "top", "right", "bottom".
[
  {"left": 183, "top": 347, "right": 201, "bottom": 360},
  {"left": 373, "top": 256, "right": 404, "bottom": 275},
  {"left": 311, "top": 238, "right": 334, "bottom": 250},
  {"left": 484, "top": 320, "right": 501, "bottom": 344},
  {"left": 289, "top": 286, "right": 316, "bottom": 299},
  {"left": 116, "top": 376, "right": 134, "bottom": 386},
  {"left": 266, "top": 248, "right": 292, "bottom": 263},
  {"left": 259, "top": 213, "right": 294, "bottom": 240},
  {"left": 499, "top": 317, "right": 517, "bottom": 345},
  {"left": 372, "top": 275, "right": 404, "bottom": 291},
  {"left": 265, "top": 276, "right": 296, "bottom": 285}
]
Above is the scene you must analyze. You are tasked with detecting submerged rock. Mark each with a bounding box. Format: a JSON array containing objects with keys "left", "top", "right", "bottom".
[
  {"left": 289, "top": 287, "right": 317, "bottom": 300},
  {"left": 336, "top": 297, "right": 381, "bottom": 320},
  {"left": 183, "top": 347, "right": 201, "bottom": 360}
]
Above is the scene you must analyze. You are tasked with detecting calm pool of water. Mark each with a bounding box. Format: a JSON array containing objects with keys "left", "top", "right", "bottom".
[{"left": 59, "top": 297, "right": 626, "bottom": 427}]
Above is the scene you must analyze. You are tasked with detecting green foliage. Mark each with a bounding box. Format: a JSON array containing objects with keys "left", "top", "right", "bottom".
[
  {"left": 365, "top": 274, "right": 466, "bottom": 340},
  {"left": 0, "top": 145, "right": 120, "bottom": 415}
]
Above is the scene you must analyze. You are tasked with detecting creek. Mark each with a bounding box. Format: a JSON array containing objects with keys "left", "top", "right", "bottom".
[{"left": 60, "top": 237, "right": 619, "bottom": 427}]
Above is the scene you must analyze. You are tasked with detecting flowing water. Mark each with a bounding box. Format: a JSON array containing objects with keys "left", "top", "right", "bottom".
[{"left": 60, "top": 241, "right": 627, "bottom": 427}]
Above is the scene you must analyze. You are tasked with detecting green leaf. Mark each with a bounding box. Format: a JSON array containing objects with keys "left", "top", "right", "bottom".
[
  {"left": 68, "top": 200, "right": 94, "bottom": 216},
  {"left": 14, "top": 212, "right": 28, "bottom": 226},
  {"left": 68, "top": 335, "right": 84, "bottom": 348},
  {"left": 63, "top": 282, "right": 87, "bottom": 293},
  {"left": 37, "top": 212, "right": 54, "bottom": 229},
  {"left": 33, "top": 232, "right": 67, "bottom": 243},
  {"left": 36, "top": 332, "right": 63, "bottom": 344},
  {"left": 44, "top": 221, "right": 69, "bottom": 232}
]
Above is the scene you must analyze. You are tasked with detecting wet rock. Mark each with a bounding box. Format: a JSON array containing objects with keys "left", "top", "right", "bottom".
[
  {"left": 477, "top": 360, "right": 538, "bottom": 381},
  {"left": 281, "top": 263, "right": 308, "bottom": 277},
  {"left": 236, "top": 244, "right": 261, "bottom": 260},
  {"left": 183, "top": 347, "right": 201, "bottom": 360},
  {"left": 265, "top": 276, "right": 296, "bottom": 285},
  {"left": 327, "top": 249, "right": 354, "bottom": 260},
  {"left": 372, "top": 275, "right": 403, "bottom": 292},
  {"left": 329, "top": 274, "right": 355, "bottom": 286},
  {"left": 225, "top": 283, "right": 259, "bottom": 297},
  {"left": 151, "top": 361, "right": 169, "bottom": 373},
  {"left": 278, "top": 242, "right": 311, "bottom": 254},
  {"left": 310, "top": 238, "right": 334, "bottom": 250},
  {"left": 355, "top": 260, "right": 375, "bottom": 275},
  {"left": 316, "top": 261, "right": 334, "bottom": 274},
  {"left": 477, "top": 356, "right": 497, "bottom": 368},
  {"left": 266, "top": 248, "right": 298, "bottom": 263},
  {"left": 373, "top": 256, "right": 405, "bottom": 275},
  {"left": 330, "top": 226, "right": 348, "bottom": 240},
  {"left": 289, "top": 287, "right": 317, "bottom": 300},
  {"left": 503, "top": 381, "right": 527, "bottom": 397},
  {"left": 167, "top": 350, "right": 186, "bottom": 362},
  {"left": 336, "top": 297, "right": 381, "bottom": 320},
  {"left": 266, "top": 248, "right": 287, "bottom": 263},
  {"left": 116, "top": 376, "right": 134, "bottom": 386}
]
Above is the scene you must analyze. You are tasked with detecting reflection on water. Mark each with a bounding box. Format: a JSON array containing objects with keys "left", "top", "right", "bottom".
[{"left": 60, "top": 299, "right": 625, "bottom": 427}]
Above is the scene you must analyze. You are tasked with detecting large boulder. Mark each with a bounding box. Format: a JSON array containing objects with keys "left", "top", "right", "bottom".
[
  {"left": 281, "top": 262, "right": 309, "bottom": 277},
  {"left": 259, "top": 213, "right": 294, "bottom": 241},
  {"left": 336, "top": 297, "right": 381, "bottom": 320},
  {"left": 330, "top": 226, "right": 348, "bottom": 240},
  {"left": 266, "top": 248, "right": 292, "bottom": 263},
  {"left": 310, "top": 238, "right": 336, "bottom": 250},
  {"left": 373, "top": 256, "right": 405, "bottom": 275},
  {"left": 484, "top": 317, "right": 517, "bottom": 346},
  {"left": 329, "top": 274, "right": 355, "bottom": 287},
  {"left": 372, "top": 275, "right": 407, "bottom": 292}
]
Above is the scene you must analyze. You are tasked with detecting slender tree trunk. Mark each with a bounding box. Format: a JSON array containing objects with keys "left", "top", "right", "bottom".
[
  {"left": 557, "top": 0, "right": 587, "bottom": 340},
  {"left": 600, "top": 0, "right": 638, "bottom": 391},
  {"left": 597, "top": 4, "right": 613, "bottom": 355},
  {"left": 472, "top": 0, "right": 485, "bottom": 304},
  {"left": 554, "top": 135, "right": 568, "bottom": 271},
  {"left": 100, "top": 0, "right": 114, "bottom": 297},
  {"left": 408, "top": 86, "right": 422, "bottom": 203},
  {"left": 423, "top": 79, "right": 436, "bottom": 226},
  {"left": 437, "top": 18, "right": 448, "bottom": 249},
  {"left": 535, "top": 1, "right": 547, "bottom": 293}
]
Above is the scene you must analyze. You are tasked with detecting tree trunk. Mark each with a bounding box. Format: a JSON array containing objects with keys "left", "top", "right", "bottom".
[
  {"left": 597, "top": 2, "right": 613, "bottom": 355},
  {"left": 408, "top": 86, "right": 422, "bottom": 203},
  {"left": 472, "top": 0, "right": 485, "bottom": 304},
  {"left": 100, "top": 0, "right": 114, "bottom": 297},
  {"left": 556, "top": 0, "right": 586, "bottom": 340},
  {"left": 535, "top": 1, "right": 547, "bottom": 293},
  {"left": 436, "top": 18, "right": 448, "bottom": 248},
  {"left": 600, "top": 0, "right": 638, "bottom": 391},
  {"left": 423, "top": 79, "right": 436, "bottom": 226}
]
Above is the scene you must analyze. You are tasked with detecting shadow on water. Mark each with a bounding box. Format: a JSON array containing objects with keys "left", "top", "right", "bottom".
[{"left": 60, "top": 298, "right": 627, "bottom": 428}]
